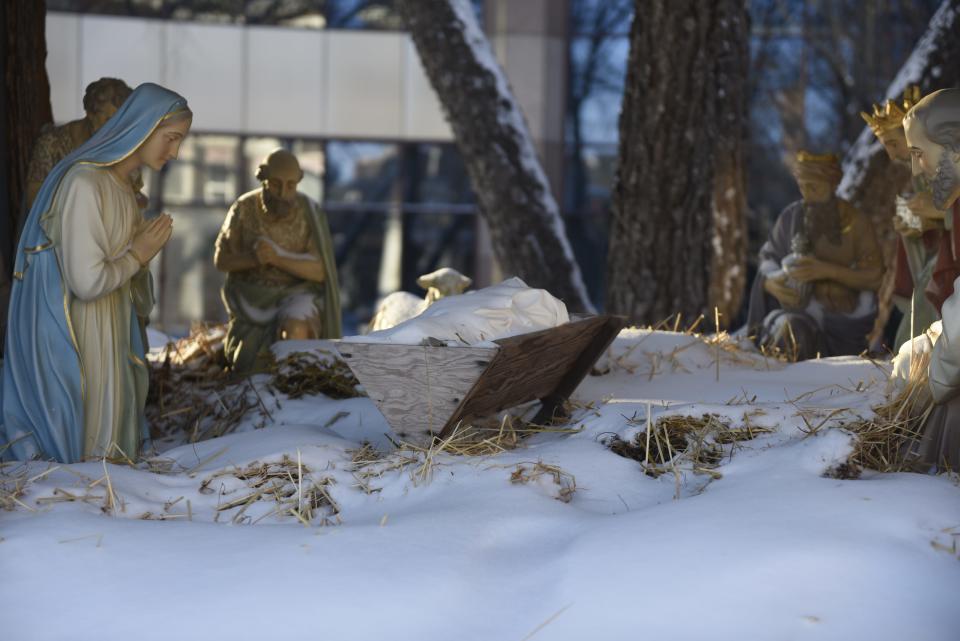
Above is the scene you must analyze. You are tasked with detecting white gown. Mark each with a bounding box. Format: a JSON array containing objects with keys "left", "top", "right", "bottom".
[{"left": 40, "top": 164, "right": 152, "bottom": 459}]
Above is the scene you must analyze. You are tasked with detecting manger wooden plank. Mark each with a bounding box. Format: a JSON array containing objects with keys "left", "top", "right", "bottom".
[
  {"left": 442, "top": 316, "right": 614, "bottom": 433},
  {"left": 336, "top": 342, "right": 495, "bottom": 442},
  {"left": 532, "top": 315, "right": 626, "bottom": 423}
]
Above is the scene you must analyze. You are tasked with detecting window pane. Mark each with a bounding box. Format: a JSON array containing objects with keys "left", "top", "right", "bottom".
[
  {"left": 196, "top": 135, "right": 240, "bottom": 205},
  {"left": 292, "top": 140, "right": 326, "bottom": 203},
  {"left": 160, "top": 136, "right": 198, "bottom": 206},
  {"left": 47, "top": 1, "right": 326, "bottom": 27},
  {"left": 325, "top": 142, "right": 398, "bottom": 205},
  {"left": 567, "top": 35, "right": 629, "bottom": 145},
  {"left": 245, "top": 1, "right": 326, "bottom": 28},
  {"left": 47, "top": 0, "right": 244, "bottom": 23},
  {"left": 411, "top": 144, "right": 474, "bottom": 205},
  {"left": 49, "top": 0, "right": 483, "bottom": 29},
  {"left": 326, "top": 0, "right": 401, "bottom": 29},
  {"left": 151, "top": 206, "right": 229, "bottom": 336},
  {"left": 569, "top": 0, "right": 633, "bottom": 36}
]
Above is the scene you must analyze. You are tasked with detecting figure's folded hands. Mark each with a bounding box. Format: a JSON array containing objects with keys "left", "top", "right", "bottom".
[
  {"left": 130, "top": 213, "right": 172, "bottom": 266},
  {"left": 254, "top": 238, "right": 279, "bottom": 266}
]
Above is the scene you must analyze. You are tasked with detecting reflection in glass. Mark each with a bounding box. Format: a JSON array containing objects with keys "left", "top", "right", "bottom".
[
  {"left": 563, "top": 143, "right": 616, "bottom": 307},
  {"left": 47, "top": 0, "right": 325, "bottom": 27},
  {"left": 49, "top": 0, "right": 484, "bottom": 30},
  {"left": 160, "top": 136, "right": 197, "bottom": 206},
  {"left": 152, "top": 206, "right": 229, "bottom": 335},
  {"left": 156, "top": 135, "right": 240, "bottom": 206},
  {"left": 569, "top": 0, "right": 633, "bottom": 36},
  {"left": 325, "top": 142, "right": 398, "bottom": 204},
  {"left": 411, "top": 144, "right": 474, "bottom": 205},
  {"left": 326, "top": 0, "right": 400, "bottom": 29},
  {"left": 197, "top": 136, "right": 240, "bottom": 205},
  {"left": 293, "top": 140, "right": 326, "bottom": 203},
  {"left": 567, "top": 35, "right": 629, "bottom": 146},
  {"left": 564, "top": 2, "right": 632, "bottom": 306}
]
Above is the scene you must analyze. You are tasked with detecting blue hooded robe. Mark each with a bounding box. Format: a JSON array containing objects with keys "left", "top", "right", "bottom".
[{"left": 1, "top": 83, "right": 189, "bottom": 463}]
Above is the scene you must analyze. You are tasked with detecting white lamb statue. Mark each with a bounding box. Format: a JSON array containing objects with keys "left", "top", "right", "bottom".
[{"left": 368, "top": 267, "right": 473, "bottom": 332}]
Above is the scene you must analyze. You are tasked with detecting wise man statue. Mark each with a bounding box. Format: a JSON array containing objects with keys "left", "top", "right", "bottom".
[
  {"left": 746, "top": 152, "right": 884, "bottom": 360},
  {"left": 214, "top": 148, "right": 341, "bottom": 373},
  {"left": 902, "top": 88, "right": 960, "bottom": 470},
  {"left": 862, "top": 87, "right": 941, "bottom": 350}
]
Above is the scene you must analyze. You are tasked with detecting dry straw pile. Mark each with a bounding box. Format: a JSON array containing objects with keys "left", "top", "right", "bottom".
[
  {"left": 202, "top": 454, "right": 340, "bottom": 526},
  {"left": 349, "top": 411, "right": 583, "bottom": 501},
  {"left": 605, "top": 412, "right": 773, "bottom": 487},
  {"left": 1, "top": 460, "right": 124, "bottom": 516},
  {"left": 268, "top": 351, "right": 361, "bottom": 400},
  {"left": 146, "top": 325, "right": 360, "bottom": 446},
  {"left": 147, "top": 324, "right": 256, "bottom": 443},
  {"left": 832, "top": 354, "right": 933, "bottom": 477}
]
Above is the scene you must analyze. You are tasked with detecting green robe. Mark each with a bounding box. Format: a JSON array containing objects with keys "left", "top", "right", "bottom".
[{"left": 221, "top": 196, "right": 341, "bottom": 373}]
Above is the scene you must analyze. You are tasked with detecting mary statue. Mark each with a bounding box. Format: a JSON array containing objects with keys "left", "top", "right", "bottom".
[{"left": 1, "top": 83, "right": 192, "bottom": 463}]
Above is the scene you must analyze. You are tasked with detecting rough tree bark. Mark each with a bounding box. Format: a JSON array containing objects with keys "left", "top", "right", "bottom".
[
  {"left": 606, "top": 0, "right": 750, "bottom": 326},
  {"left": 2, "top": 1, "right": 52, "bottom": 262},
  {"left": 839, "top": 0, "right": 960, "bottom": 343},
  {"left": 396, "top": 0, "right": 594, "bottom": 312},
  {"left": 0, "top": 1, "right": 53, "bottom": 346}
]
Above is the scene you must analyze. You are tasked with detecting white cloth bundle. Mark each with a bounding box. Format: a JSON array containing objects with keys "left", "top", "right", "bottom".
[{"left": 347, "top": 277, "right": 569, "bottom": 346}]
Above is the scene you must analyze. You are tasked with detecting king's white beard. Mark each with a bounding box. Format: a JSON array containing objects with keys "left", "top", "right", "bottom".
[{"left": 931, "top": 152, "right": 960, "bottom": 210}]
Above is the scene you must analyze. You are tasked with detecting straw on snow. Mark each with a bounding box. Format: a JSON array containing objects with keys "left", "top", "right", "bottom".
[
  {"left": 605, "top": 413, "right": 774, "bottom": 483},
  {"left": 348, "top": 409, "right": 583, "bottom": 495},
  {"left": 201, "top": 454, "right": 340, "bottom": 526},
  {"left": 146, "top": 325, "right": 359, "bottom": 450},
  {"left": 833, "top": 352, "right": 933, "bottom": 476}
]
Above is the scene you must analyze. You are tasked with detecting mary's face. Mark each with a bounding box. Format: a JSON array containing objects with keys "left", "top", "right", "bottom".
[{"left": 139, "top": 116, "right": 192, "bottom": 171}]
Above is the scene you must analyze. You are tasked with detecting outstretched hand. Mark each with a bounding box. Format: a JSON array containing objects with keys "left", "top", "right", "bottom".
[{"left": 130, "top": 213, "right": 172, "bottom": 266}]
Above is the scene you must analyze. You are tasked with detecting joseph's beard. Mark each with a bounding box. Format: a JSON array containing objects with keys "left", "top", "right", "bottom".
[
  {"left": 262, "top": 189, "right": 295, "bottom": 217},
  {"left": 931, "top": 152, "right": 960, "bottom": 210}
]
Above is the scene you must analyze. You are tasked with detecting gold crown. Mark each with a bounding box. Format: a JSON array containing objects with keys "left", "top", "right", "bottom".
[
  {"left": 796, "top": 151, "right": 840, "bottom": 165},
  {"left": 793, "top": 150, "right": 842, "bottom": 183},
  {"left": 860, "top": 86, "right": 922, "bottom": 135}
]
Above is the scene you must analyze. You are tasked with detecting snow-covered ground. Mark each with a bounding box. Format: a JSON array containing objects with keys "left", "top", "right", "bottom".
[{"left": 2, "top": 329, "right": 959, "bottom": 641}]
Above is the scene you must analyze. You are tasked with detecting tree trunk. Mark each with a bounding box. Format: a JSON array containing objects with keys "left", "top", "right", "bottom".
[
  {"left": 606, "top": 0, "right": 749, "bottom": 326},
  {"left": 839, "top": 0, "right": 960, "bottom": 344},
  {"left": 1, "top": 1, "right": 52, "bottom": 260},
  {"left": 396, "top": 0, "right": 594, "bottom": 312},
  {"left": 0, "top": 1, "right": 53, "bottom": 348}
]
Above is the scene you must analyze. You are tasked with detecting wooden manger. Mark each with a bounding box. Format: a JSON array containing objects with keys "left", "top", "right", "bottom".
[{"left": 334, "top": 315, "right": 626, "bottom": 446}]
